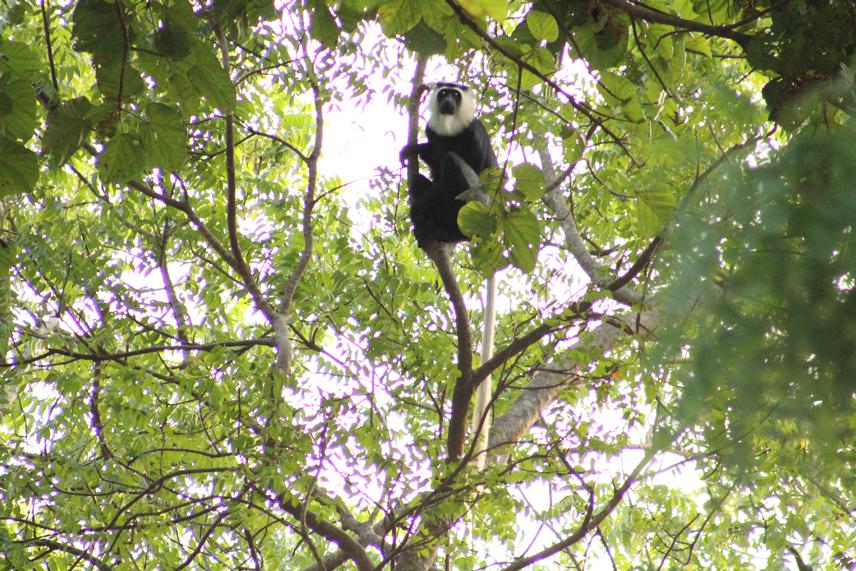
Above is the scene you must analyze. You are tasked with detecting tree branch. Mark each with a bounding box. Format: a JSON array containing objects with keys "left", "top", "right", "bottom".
[
  {"left": 275, "top": 36, "right": 324, "bottom": 375},
  {"left": 21, "top": 539, "right": 112, "bottom": 571},
  {"left": 537, "top": 147, "right": 645, "bottom": 306},
  {"left": 157, "top": 224, "right": 192, "bottom": 358},
  {"left": 500, "top": 443, "right": 659, "bottom": 570},
  {"left": 444, "top": 0, "right": 637, "bottom": 164},
  {"left": 424, "top": 242, "right": 474, "bottom": 462},
  {"left": 489, "top": 310, "right": 658, "bottom": 455},
  {"left": 261, "top": 486, "right": 375, "bottom": 571},
  {"left": 214, "top": 28, "right": 276, "bottom": 324},
  {"left": 600, "top": 0, "right": 754, "bottom": 45},
  {"left": 40, "top": 0, "right": 58, "bottom": 94}
]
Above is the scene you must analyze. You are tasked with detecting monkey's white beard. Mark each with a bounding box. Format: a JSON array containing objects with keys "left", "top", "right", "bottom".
[{"left": 428, "top": 113, "right": 472, "bottom": 137}]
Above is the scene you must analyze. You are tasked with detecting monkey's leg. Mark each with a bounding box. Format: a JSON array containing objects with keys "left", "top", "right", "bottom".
[
  {"left": 409, "top": 173, "right": 438, "bottom": 247},
  {"left": 439, "top": 152, "right": 480, "bottom": 197}
]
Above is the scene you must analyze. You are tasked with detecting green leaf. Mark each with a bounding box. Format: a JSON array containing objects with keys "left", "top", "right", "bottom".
[
  {"left": 512, "top": 163, "right": 545, "bottom": 201},
  {"left": 458, "top": 201, "right": 496, "bottom": 238},
  {"left": 379, "top": 0, "right": 421, "bottom": 35},
  {"left": 0, "top": 238, "right": 15, "bottom": 269},
  {"left": 532, "top": 46, "right": 556, "bottom": 74},
  {"left": 419, "top": 0, "right": 454, "bottom": 30},
  {"left": 4, "top": 3, "right": 25, "bottom": 25},
  {"left": 526, "top": 11, "right": 559, "bottom": 42},
  {"left": 311, "top": 0, "right": 341, "bottom": 49},
  {"left": 140, "top": 103, "right": 187, "bottom": 171},
  {"left": 42, "top": 97, "right": 93, "bottom": 166},
  {"left": 470, "top": 238, "right": 505, "bottom": 276},
  {"left": 494, "top": 37, "right": 524, "bottom": 58},
  {"left": 0, "top": 136, "right": 38, "bottom": 197},
  {"left": 482, "top": 0, "right": 508, "bottom": 20},
  {"left": 0, "top": 40, "right": 42, "bottom": 77},
  {"left": 684, "top": 34, "right": 712, "bottom": 58},
  {"left": 621, "top": 95, "right": 644, "bottom": 122},
  {"left": 457, "top": 0, "right": 507, "bottom": 20},
  {"left": 154, "top": 10, "right": 193, "bottom": 59},
  {"left": 573, "top": 19, "right": 628, "bottom": 69},
  {"left": 95, "top": 58, "right": 145, "bottom": 100},
  {"left": 97, "top": 132, "right": 146, "bottom": 183},
  {"left": 404, "top": 21, "right": 446, "bottom": 55},
  {"left": 164, "top": 70, "right": 199, "bottom": 116},
  {"left": 186, "top": 45, "right": 236, "bottom": 111},
  {"left": 504, "top": 210, "right": 541, "bottom": 273},
  {"left": 0, "top": 79, "right": 36, "bottom": 142},
  {"left": 744, "top": 37, "right": 778, "bottom": 72},
  {"left": 71, "top": 0, "right": 129, "bottom": 57},
  {"left": 636, "top": 189, "right": 676, "bottom": 237},
  {"left": 563, "top": 130, "right": 585, "bottom": 164},
  {"left": 600, "top": 71, "right": 635, "bottom": 101},
  {"left": 511, "top": 21, "right": 536, "bottom": 46},
  {"left": 518, "top": 68, "right": 540, "bottom": 91}
]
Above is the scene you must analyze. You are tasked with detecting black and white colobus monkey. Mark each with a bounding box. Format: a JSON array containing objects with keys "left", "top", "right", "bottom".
[
  {"left": 400, "top": 82, "right": 498, "bottom": 246},
  {"left": 400, "top": 82, "right": 498, "bottom": 469}
]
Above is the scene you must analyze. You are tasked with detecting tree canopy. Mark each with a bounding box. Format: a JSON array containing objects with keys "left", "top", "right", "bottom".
[{"left": 1, "top": 0, "right": 855, "bottom": 569}]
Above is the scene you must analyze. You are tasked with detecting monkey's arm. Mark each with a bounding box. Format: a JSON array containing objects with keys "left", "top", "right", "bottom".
[
  {"left": 399, "top": 142, "right": 430, "bottom": 166},
  {"left": 470, "top": 119, "right": 498, "bottom": 171}
]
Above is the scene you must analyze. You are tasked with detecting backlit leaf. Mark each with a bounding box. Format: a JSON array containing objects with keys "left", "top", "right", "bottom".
[
  {"left": 526, "top": 11, "right": 558, "bottom": 42},
  {"left": 512, "top": 163, "right": 545, "bottom": 201},
  {"left": 458, "top": 201, "right": 496, "bottom": 238},
  {"left": 97, "top": 132, "right": 146, "bottom": 183},
  {"left": 504, "top": 210, "right": 540, "bottom": 273},
  {"left": 42, "top": 97, "right": 92, "bottom": 165},
  {"left": 0, "top": 79, "right": 36, "bottom": 142},
  {"left": 0, "top": 136, "right": 38, "bottom": 197},
  {"left": 140, "top": 103, "right": 186, "bottom": 171}
]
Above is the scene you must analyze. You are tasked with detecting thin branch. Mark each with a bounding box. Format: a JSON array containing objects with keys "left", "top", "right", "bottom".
[
  {"left": 471, "top": 322, "right": 555, "bottom": 389},
  {"left": 489, "top": 310, "right": 658, "bottom": 455},
  {"left": 630, "top": 18, "right": 673, "bottom": 100},
  {"left": 175, "top": 510, "right": 228, "bottom": 570},
  {"left": 788, "top": 546, "right": 812, "bottom": 571},
  {"left": 214, "top": 28, "right": 275, "bottom": 323},
  {"left": 157, "top": 224, "right": 192, "bottom": 358},
  {"left": 501, "top": 444, "right": 660, "bottom": 570},
  {"left": 40, "top": 0, "right": 58, "bottom": 94},
  {"left": 112, "top": 0, "right": 129, "bottom": 115},
  {"left": 20, "top": 539, "right": 112, "bottom": 571},
  {"left": 607, "top": 236, "right": 662, "bottom": 292},
  {"left": 90, "top": 362, "right": 113, "bottom": 459},
  {"left": 444, "top": 0, "right": 637, "bottom": 164},
  {"left": 600, "top": 0, "right": 754, "bottom": 45},
  {"left": 404, "top": 57, "right": 429, "bottom": 209},
  {"left": 243, "top": 124, "right": 309, "bottom": 163},
  {"left": 260, "top": 486, "right": 375, "bottom": 571},
  {"left": 1, "top": 338, "right": 274, "bottom": 367}
]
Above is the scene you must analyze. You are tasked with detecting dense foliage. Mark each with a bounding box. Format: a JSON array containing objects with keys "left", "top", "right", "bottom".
[{"left": 1, "top": 0, "right": 855, "bottom": 569}]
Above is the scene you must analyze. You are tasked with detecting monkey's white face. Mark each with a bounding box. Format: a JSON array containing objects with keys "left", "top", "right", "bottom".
[{"left": 427, "top": 85, "right": 475, "bottom": 137}]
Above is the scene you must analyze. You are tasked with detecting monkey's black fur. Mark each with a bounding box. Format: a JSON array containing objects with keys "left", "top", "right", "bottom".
[
  {"left": 408, "top": 154, "right": 480, "bottom": 245},
  {"left": 400, "top": 84, "right": 497, "bottom": 248}
]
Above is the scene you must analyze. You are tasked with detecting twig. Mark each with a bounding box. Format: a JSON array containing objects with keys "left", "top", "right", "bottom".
[
  {"left": 600, "top": 0, "right": 753, "bottom": 45},
  {"left": 40, "top": 0, "right": 58, "bottom": 94}
]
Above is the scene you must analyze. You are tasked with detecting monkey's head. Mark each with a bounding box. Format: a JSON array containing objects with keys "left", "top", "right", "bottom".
[{"left": 427, "top": 82, "right": 475, "bottom": 137}]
